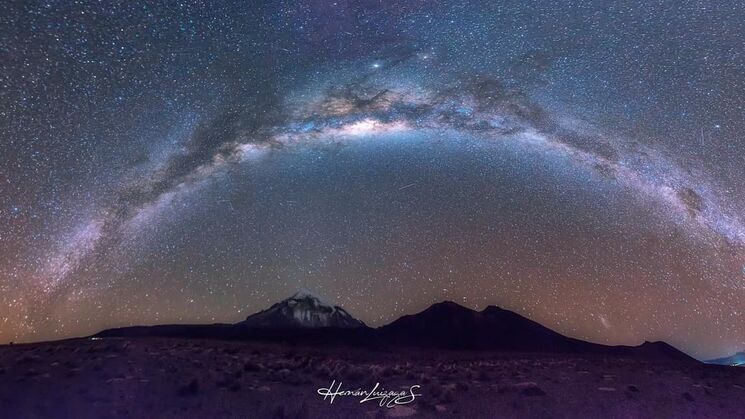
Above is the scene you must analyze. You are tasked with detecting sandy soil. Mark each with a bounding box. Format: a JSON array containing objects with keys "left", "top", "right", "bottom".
[{"left": 0, "top": 337, "right": 743, "bottom": 418}]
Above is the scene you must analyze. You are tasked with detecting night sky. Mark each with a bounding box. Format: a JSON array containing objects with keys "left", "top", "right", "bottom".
[{"left": 1, "top": 1, "right": 744, "bottom": 360}]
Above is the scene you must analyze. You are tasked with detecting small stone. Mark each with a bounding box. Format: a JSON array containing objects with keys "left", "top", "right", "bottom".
[
  {"left": 386, "top": 405, "right": 416, "bottom": 417},
  {"left": 520, "top": 386, "right": 546, "bottom": 396}
]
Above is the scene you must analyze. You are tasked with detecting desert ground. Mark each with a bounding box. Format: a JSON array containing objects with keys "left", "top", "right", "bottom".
[{"left": 1, "top": 337, "right": 744, "bottom": 418}]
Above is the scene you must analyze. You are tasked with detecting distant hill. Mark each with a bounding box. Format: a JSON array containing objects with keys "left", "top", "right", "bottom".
[
  {"left": 706, "top": 351, "right": 745, "bottom": 367},
  {"left": 378, "top": 301, "right": 589, "bottom": 352},
  {"left": 377, "top": 301, "right": 695, "bottom": 362}
]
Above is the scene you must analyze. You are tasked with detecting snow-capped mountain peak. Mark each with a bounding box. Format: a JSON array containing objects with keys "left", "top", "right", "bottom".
[
  {"left": 240, "top": 290, "right": 365, "bottom": 329},
  {"left": 288, "top": 288, "right": 331, "bottom": 306}
]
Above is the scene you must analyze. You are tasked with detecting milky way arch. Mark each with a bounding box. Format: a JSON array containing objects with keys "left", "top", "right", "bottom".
[{"left": 23, "top": 70, "right": 745, "bottom": 341}]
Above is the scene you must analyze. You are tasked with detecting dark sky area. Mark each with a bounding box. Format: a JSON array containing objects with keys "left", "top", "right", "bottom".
[{"left": 1, "top": 1, "right": 744, "bottom": 359}]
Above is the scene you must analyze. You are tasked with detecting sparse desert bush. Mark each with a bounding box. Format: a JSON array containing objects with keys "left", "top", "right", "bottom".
[
  {"left": 381, "top": 365, "right": 395, "bottom": 377},
  {"left": 440, "top": 386, "right": 456, "bottom": 403},
  {"left": 520, "top": 386, "right": 546, "bottom": 396},
  {"left": 331, "top": 361, "right": 349, "bottom": 377},
  {"left": 18, "top": 355, "right": 39, "bottom": 364},
  {"left": 222, "top": 347, "right": 240, "bottom": 355},
  {"left": 243, "top": 360, "right": 262, "bottom": 372},
  {"left": 293, "top": 356, "right": 310, "bottom": 369},
  {"left": 428, "top": 381, "right": 443, "bottom": 398},
  {"left": 271, "top": 403, "right": 311, "bottom": 419},
  {"left": 456, "top": 380, "right": 469, "bottom": 391},
  {"left": 271, "top": 405, "right": 286, "bottom": 419},
  {"left": 417, "top": 397, "right": 436, "bottom": 411},
  {"left": 217, "top": 375, "right": 242, "bottom": 392},
  {"left": 277, "top": 368, "right": 292, "bottom": 381},
  {"left": 315, "top": 364, "right": 333, "bottom": 379},
  {"left": 177, "top": 378, "right": 199, "bottom": 397},
  {"left": 343, "top": 365, "right": 366, "bottom": 381}
]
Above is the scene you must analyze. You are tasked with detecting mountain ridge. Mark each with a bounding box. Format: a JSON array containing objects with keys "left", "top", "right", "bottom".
[{"left": 95, "top": 293, "right": 697, "bottom": 363}]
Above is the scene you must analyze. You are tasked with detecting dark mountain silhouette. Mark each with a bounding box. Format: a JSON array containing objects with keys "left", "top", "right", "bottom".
[
  {"left": 95, "top": 295, "right": 696, "bottom": 362},
  {"left": 378, "top": 301, "right": 592, "bottom": 352},
  {"left": 377, "top": 301, "right": 695, "bottom": 361}
]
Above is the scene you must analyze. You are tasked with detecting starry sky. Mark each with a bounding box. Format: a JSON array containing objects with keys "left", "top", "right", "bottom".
[{"left": 1, "top": 0, "right": 744, "bottom": 359}]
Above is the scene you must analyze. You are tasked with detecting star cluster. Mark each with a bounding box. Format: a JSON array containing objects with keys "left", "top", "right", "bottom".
[{"left": 1, "top": 1, "right": 744, "bottom": 359}]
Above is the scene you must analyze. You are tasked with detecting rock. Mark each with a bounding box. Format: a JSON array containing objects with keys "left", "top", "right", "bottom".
[
  {"left": 597, "top": 387, "right": 616, "bottom": 392},
  {"left": 521, "top": 386, "right": 546, "bottom": 396},
  {"left": 386, "top": 405, "right": 416, "bottom": 417},
  {"left": 627, "top": 385, "right": 639, "bottom": 392}
]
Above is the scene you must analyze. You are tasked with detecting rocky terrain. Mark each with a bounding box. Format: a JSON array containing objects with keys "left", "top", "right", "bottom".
[
  {"left": 1, "top": 337, "right": 744, "bottom": 418},
  {"left": 3, "top": 295, "right": 739, "bottom": 418}
]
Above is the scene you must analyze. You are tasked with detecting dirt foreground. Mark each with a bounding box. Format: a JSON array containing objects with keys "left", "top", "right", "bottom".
[{"left": 1, "top": 338, "right": 744, "bottom": 418}]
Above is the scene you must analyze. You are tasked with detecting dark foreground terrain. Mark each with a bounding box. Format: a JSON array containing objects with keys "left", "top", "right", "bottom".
[{"left": 1, "top": 337, "right": 744, "bottom": 418}]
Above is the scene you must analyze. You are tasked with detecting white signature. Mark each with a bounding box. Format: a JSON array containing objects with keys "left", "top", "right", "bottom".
[{"left": 317, "top": 380, "right": 422, "bottom": 408}]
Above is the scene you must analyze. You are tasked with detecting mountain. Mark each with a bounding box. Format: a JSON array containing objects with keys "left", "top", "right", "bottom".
[
  {"left": 378, "top": 301, "right": 591, "bottom": 352},
  {"left": 377, "top": 301, "right": 696, "bottom": 362},
  {"left": 706, "top": 351, "right": 745, "bottom": 367},
  {"left": 238, "top": 289, "right": 366, "bottom": 329},
  {"left": 95, "top": 296, "right": 695, "bottom": 362}
]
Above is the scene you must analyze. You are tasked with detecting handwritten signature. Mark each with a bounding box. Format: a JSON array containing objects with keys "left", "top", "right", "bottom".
[{"left": 317, "top": 380, "right": 422, "bottom": 408}]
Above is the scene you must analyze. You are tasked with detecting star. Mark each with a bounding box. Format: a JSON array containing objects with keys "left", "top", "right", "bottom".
[{"left": 0, "top": 0, "right": 743, "bottom": 361}]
